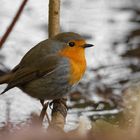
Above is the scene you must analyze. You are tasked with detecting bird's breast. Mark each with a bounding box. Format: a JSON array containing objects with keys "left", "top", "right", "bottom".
[
  {"left": 69, "top": 58, "right": 86, "bottom": 84},
  {"left": 59, "top": 47, "right": 86, "bottom": 85}
]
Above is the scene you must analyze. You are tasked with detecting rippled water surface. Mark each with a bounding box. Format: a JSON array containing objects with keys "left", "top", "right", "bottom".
[{"left": 0, "top": 0, "right": 140, "bottom": 130}]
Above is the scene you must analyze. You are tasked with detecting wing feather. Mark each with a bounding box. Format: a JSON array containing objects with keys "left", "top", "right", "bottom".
[{"left": 1, "top": 39, "right": 60, "bottom": 94}]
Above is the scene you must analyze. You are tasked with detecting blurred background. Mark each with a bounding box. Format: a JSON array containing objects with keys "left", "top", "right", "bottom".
[{"left": 0, "top": 0, "right": 140, "bottom": 130}]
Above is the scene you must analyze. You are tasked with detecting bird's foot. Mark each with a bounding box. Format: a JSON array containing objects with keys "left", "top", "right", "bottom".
[
  {"left": 49, "top": 98, "right": 68, "bottom": 110},
  {"left": 49, "top": 98, "right": 68, "bottom": 118},
  {"left": 39, "top": 100, "right": 51, "bottom": 125}
]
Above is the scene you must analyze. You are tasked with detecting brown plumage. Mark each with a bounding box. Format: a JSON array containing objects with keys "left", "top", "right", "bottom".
[{"left": 0, "top": 32, "right": 93, "bottom": 100}]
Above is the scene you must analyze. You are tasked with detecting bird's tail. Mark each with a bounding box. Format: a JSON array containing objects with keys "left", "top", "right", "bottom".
[
  {"left": 0, "top": 73, "right": 12, "bottom": 94},
  {"left": 0, "top": 73, "right": 11, "bottom": 84}
]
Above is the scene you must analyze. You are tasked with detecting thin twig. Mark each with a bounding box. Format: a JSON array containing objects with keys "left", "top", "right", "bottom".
[{"left": 0, "top": 0, "right": 28, "bottom": 49}]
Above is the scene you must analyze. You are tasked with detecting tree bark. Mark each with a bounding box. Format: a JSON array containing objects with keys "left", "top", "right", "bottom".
[
  {"left": 48, "top": 99, "right": 67, "bottom": 131},
  {"left": 48, "top": 0, "right": 67, "bottom": 131},
  {"left": 48, "top": 0, "right": 60, "bottom": 38}
]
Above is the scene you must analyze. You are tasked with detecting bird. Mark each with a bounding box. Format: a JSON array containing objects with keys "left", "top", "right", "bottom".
[{"left": 0, "top": 32, "right": 93, "bottom": 109}]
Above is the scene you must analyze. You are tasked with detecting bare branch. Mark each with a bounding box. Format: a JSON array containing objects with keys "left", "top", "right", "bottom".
[{"left": 0, "top": 0, "right": 28, "bottom": 49}]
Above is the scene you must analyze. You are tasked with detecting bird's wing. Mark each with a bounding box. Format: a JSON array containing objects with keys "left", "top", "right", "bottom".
[
  {"left": 3, "top": 55, "right": 59, "bottom": 91},
  {"left": 1, "top": 39, "right": 62, "bottom": 94}
]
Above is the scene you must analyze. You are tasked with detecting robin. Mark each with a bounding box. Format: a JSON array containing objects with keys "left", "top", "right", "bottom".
[{"left": 0, "top": 32, "right": 93, "bottom": 104}]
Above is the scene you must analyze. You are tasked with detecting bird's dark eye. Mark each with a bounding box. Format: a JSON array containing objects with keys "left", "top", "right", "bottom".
[{"left": 68, "top": 42, "right": 75, "bottom": 47}]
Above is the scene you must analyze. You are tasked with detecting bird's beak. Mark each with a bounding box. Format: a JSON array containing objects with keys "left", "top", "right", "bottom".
[{"left": 83, "top": 44, "right": 94, "bottom": 48}]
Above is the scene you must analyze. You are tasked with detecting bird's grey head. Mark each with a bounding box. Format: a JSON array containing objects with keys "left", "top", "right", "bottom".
[
  {"left": 50, "top": 32, "right": 93, "bottom": 52},
  {"left": 53, "top": 32, "right": 84, "bottom": 43}
]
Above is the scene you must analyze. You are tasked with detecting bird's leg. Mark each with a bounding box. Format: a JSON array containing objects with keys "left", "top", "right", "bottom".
[{"left": 39, "top": 99, "right": 51, "bottom": 125}]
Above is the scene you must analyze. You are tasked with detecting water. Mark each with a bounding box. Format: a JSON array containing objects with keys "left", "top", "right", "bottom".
[{"left": 0, "top": 0, "right": 140, "bottom": 129}]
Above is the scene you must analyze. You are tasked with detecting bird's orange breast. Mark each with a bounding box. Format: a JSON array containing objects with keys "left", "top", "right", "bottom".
[{"left": 59, "top": 46, "right": 86, "bottom": 84}]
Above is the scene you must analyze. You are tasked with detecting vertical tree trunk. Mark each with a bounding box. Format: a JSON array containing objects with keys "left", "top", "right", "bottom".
[{"left": 48, "top": 0, "right": 67, "bottom": 131}]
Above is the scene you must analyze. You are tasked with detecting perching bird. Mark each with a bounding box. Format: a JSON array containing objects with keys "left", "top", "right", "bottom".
[{"left": 0, "top": 32, "right": 93, "bottom": 102}]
